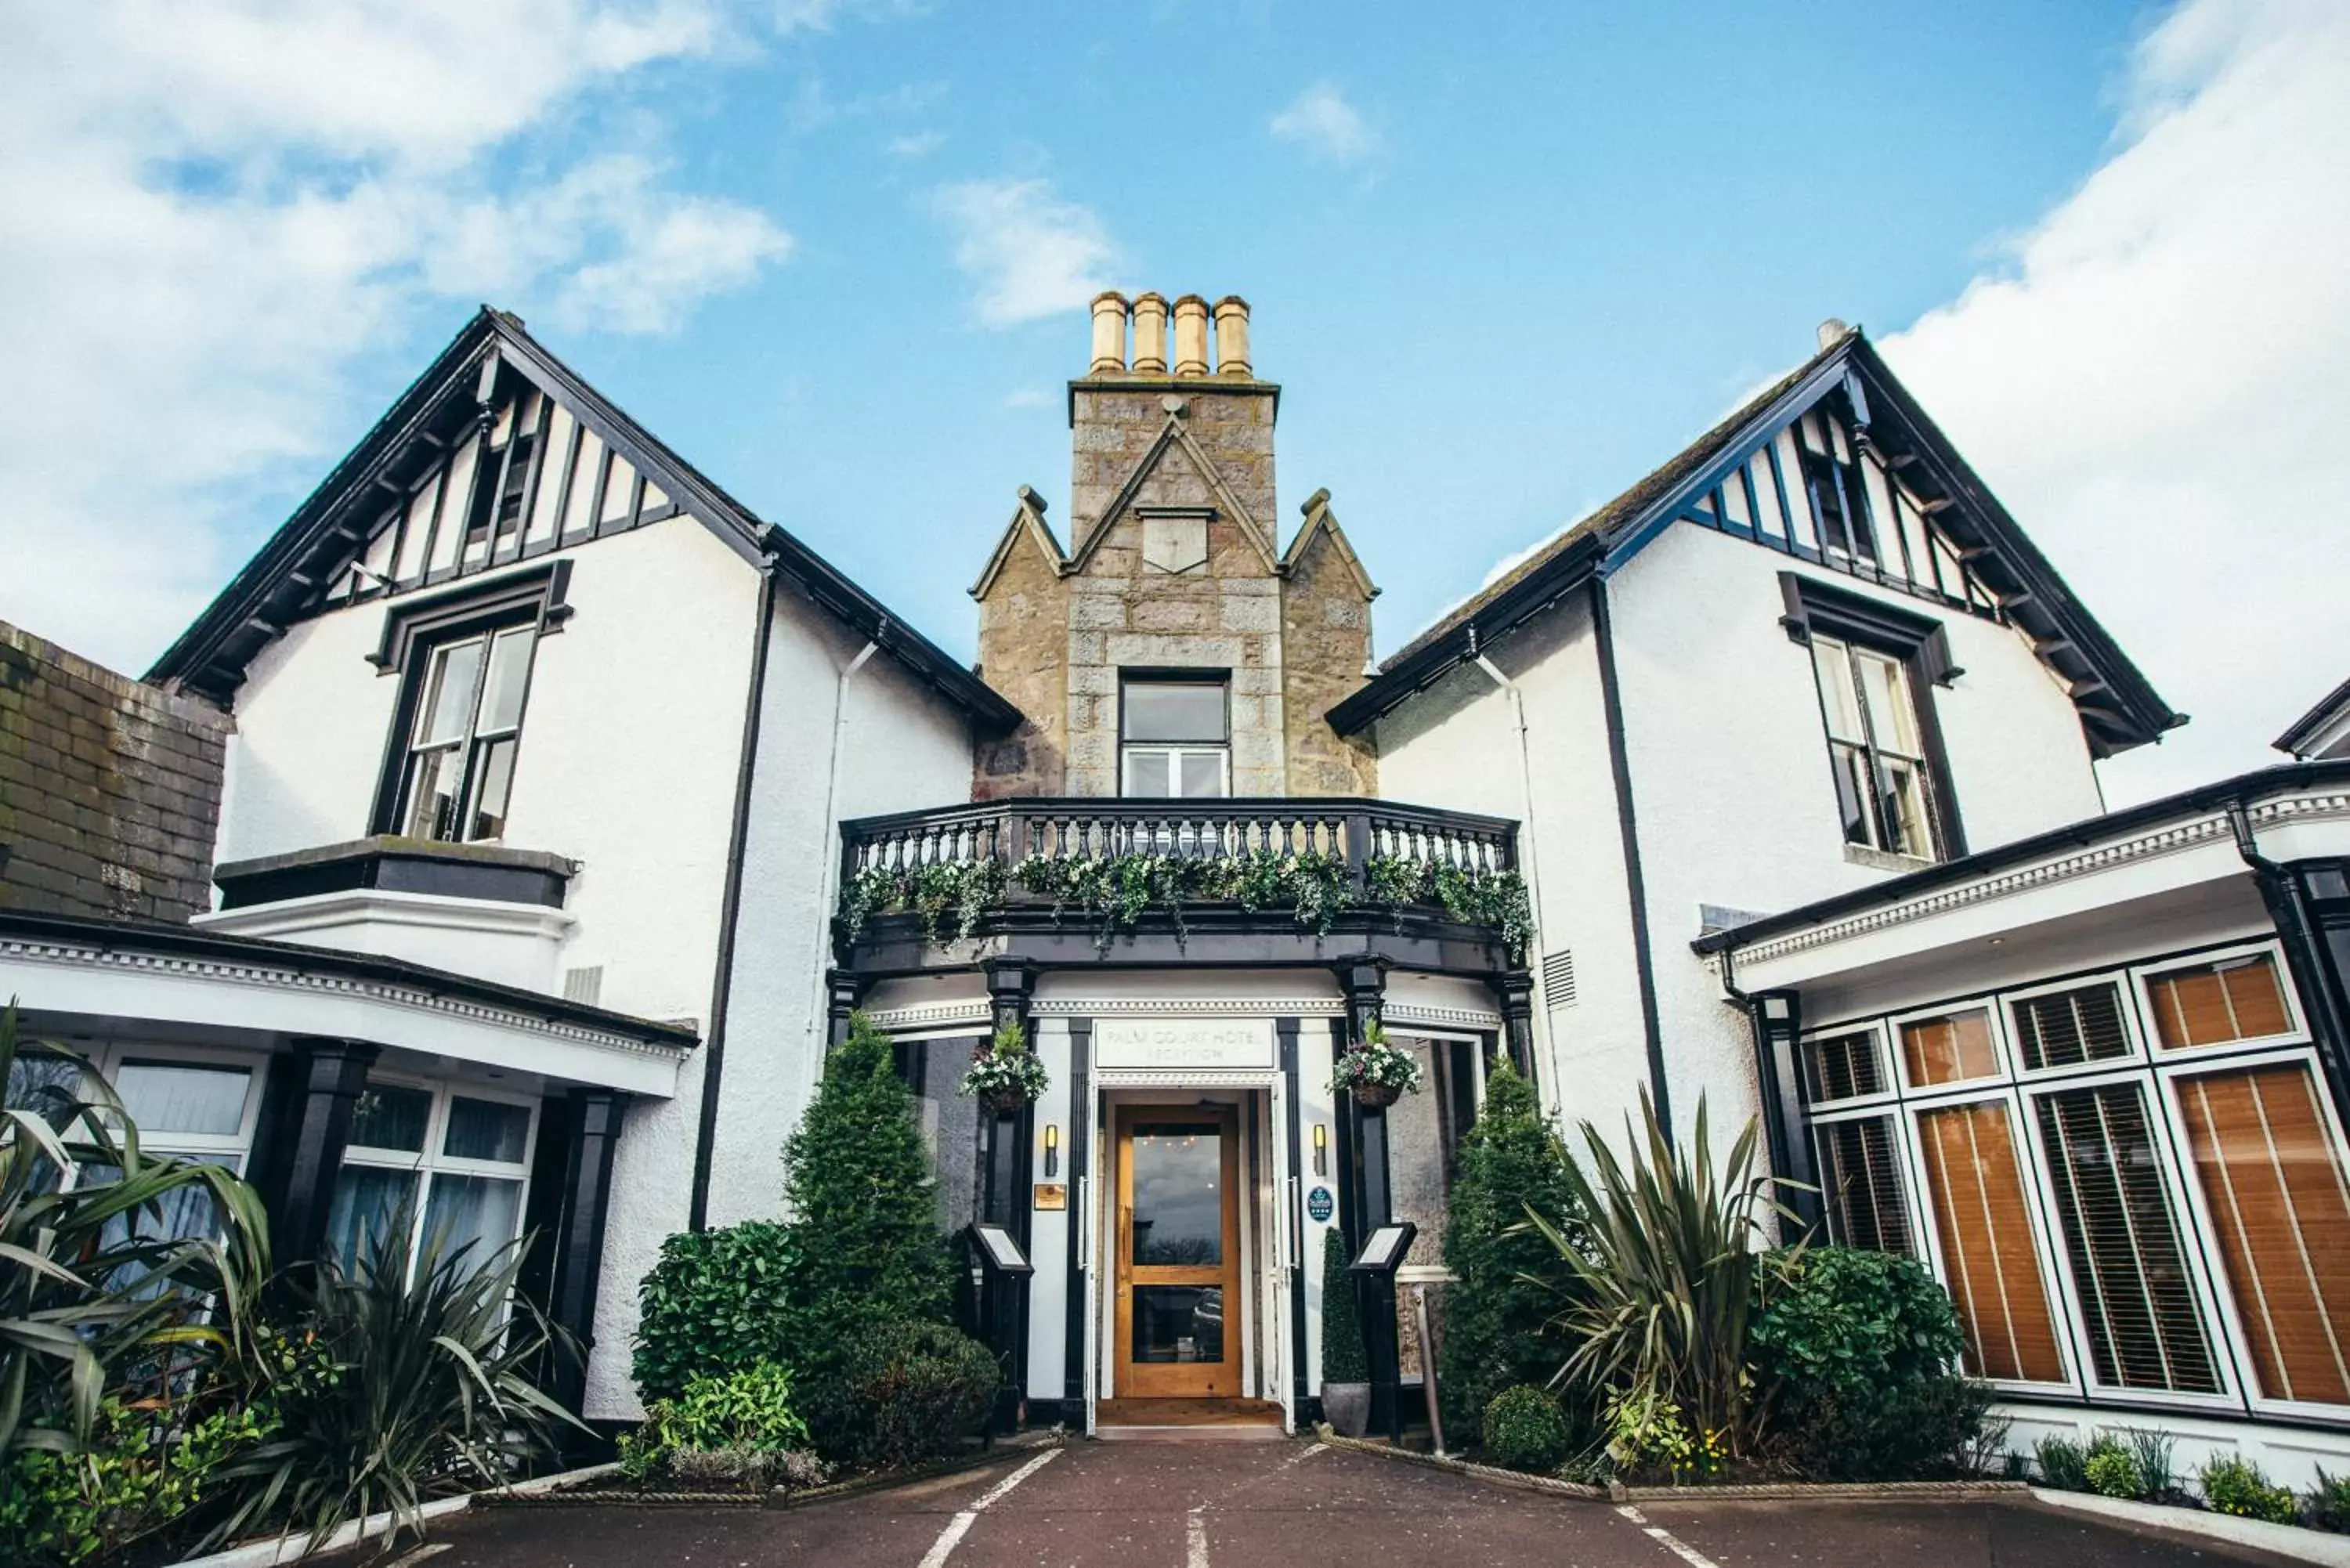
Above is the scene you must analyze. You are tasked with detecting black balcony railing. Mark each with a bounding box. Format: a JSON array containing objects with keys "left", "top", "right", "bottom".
[{"left": 834, "top": 797, "right": 1527, "bottom": 968}]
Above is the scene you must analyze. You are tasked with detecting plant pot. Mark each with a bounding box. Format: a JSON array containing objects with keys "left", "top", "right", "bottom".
[
  {"left": 981, "top": 1087, "right": 1033, "bottom": 1115},
  {"left": 1322, "top": 1382, "right": 1372, "bottom": 1439},
  {"left": 1350, "top": 1082, "right": 1402, "bottom": 1110}
]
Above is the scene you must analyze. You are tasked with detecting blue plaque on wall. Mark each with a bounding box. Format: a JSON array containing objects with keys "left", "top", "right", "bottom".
[{"left": 1307, "top": 1185, "right": 1334, "bottom": 1223}]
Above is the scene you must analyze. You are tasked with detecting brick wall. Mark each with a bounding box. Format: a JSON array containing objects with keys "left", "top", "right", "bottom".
[{"left": 0, "top": 621, "right": 229, "bottom": 922}]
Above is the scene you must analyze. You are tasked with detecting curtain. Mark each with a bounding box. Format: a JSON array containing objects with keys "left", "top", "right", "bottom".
[
  {"left": 1916, "top": 1100, "right": 2067, "bottom": 1382},
  {"left": 420, "top": 1174, "right": 525, "bottom": 1277},
  {"left": 326, "top": 1166, "right": 418, "bottom": 1273},
  {"left": 2178, "top": 1063, "right": 2350, "bottom": 1405}
]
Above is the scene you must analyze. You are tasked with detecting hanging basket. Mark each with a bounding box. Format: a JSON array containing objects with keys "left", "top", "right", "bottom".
[
  {"left": 1350, "top": 1081, "right": 1403, "bottom": 1110},
  {"left": 982, "top": 1086, "right": 1034, "bottom": 1115}
]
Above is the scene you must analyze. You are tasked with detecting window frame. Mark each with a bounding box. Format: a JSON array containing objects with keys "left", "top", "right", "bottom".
[
  {"left": 1889, "top": 999, "right": 2012, "bottom": 1097},
  {"left": 1796, "top": 1019, "right": 1897, "bottom": 1110},
  {"left": 367, "top": 563, "right": 572, "bottom": 841},
  {"left": 1779, "top": 572, "right": 1966, "bottom": 865},
  {"left": 331, "top": 1074, "right": 539, "bottom": 1286},
  {"left": 2002, "top": 970, "right": 2149, "bottom": 1082},
  {"left": 1806, "top": 1098, "right": 1923, "bottom": 1259},
  {"left": 1117, "top": 670, "right": 1233, "bottom": 800},
  {"left": 2131, "top": 941, "right": 2308, "bottom": 1057}
]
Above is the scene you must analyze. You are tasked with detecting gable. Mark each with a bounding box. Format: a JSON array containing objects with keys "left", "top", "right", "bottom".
[
  {"left": 149, "top": 309, "right": 1019, "bottom": 732},
  {"left": 1068, "top": 410, "right": 1279, "bottom": 577},
  {"left": 1333, "top": 329, "right": 2179, "bottom": 758}
]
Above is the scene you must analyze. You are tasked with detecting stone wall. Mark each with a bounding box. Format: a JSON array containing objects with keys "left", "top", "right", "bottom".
[
  {"left": 1281, "top": 526, "right": 1379, "bottom": 795},
  {"left": 974, "top": 519, "right": 1072, "bottom": 800},
  {"left": 0, "top": 620, "right": 229, "bottom": 922}
]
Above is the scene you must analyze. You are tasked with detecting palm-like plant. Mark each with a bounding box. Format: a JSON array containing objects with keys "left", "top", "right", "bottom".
[
  {"left": 219, "top": 1213, "right": 588, "bottom": 1552},
  {"left": 1524, "top": 1089, "right": 1799, "bottom": 1454},
  {"left": 1, "top": 1000, "right": 269, "bottom": 1457}
]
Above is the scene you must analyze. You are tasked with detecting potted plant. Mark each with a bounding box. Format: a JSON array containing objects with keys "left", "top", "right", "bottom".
[
  {"left": 1319, "top": 1226, "right": 1372, "bottom": 1438},
  {"left": 960, "top": 1020, "right": 1049, "bottom": 1114},
  {"left": 1330, "top": 1020, "right": 1423, "bottom": 1109}
]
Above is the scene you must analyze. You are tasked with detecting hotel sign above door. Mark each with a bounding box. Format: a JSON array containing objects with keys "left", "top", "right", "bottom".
[{"left": 1094, "top": 1017, "right": 1275, "bottom": 1071}]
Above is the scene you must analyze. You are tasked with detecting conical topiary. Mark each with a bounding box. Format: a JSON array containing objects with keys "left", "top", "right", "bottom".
[{"left": 1437, "top": 1060, "right": 1584, "bottom": 1437}]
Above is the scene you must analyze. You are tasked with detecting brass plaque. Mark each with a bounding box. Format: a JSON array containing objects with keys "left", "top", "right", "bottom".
[{"left": 1032, "top": 1183, "right": 1068, "bottom": 1211}]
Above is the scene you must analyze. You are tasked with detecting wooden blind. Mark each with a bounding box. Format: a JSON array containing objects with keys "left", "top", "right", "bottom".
[
  {"left": 2148, "top": 954, "right": 2292, "bottom": 1050},
  {"left": 1902, "top": 1009, "right": 1999, "bottom": 1088},
  {"left": 1916, "top": 1101, "right": 2066, "bottom": 1382},
  {"left": 1805, "top": 1031, "right": 1885, "bottom": 1104},
  {"left": 2012, "top": 984, "right": 2131, "bottom": 1071},
  {"left": 2178, "top": 1064, "right": 2350, "bottom": 1405},
  {"left": 1816, "top": 1115, "right": 1911, "bottom": 1256},
  {"left": 2033, "top": 1084, "right": 2219, "bottom": 1393}
]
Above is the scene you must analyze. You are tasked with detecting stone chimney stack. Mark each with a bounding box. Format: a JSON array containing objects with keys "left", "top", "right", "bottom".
[
  {"left": 1130, "top": 292, "right": 1169, "bottom": 374},
  {"left": 1171, "top": 294, "right": 1211, "bottom": 378},
  {"left": 1213, "top": 296, "right": 1251, "bottom": 378},
  {"left": 1090, "top": 291, "right": 1130, "bottom": 374}
]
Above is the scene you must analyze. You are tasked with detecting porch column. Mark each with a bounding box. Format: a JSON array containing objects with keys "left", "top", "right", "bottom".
[
  {"left": 1061, "top": 1017, "right": 1093, "bottom": 1419},
  {"left": 1495, "top": 966, "right": 1537, "bottom": 1080},
  {"left": 544, "top": 1088, "right": 631, "bottom": 1415},
  {"left": 258, "top": 1037, "right": 378, "bottom": 1271},
  {"left": 1744, "top": 988, "right": 1820, "bottom": 1239},
  {"left": 1276, "top": 1017, "right": 1312, "bottom": 1414},
  {"left": 980, "top": 956, "right": 1039, "bottom": 1428},
  {"left": 1332, "top": 956, "right": 1402, "bottom": 1439}
]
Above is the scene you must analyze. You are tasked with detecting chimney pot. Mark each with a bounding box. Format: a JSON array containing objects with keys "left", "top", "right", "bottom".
[
  {"left": 1212, "top": 295, "right": 1252, "bottom": 378},
  {"left": 1817, "top": 317, "right": 1851, "bottom": 351},
  {"left": 1171, "top": 294, "right": 1211, "bottom": 378},
  {"left": 1090, "top": 291, "right": 1130, "bottom": 375},
  {"left": 1130, "top": 292, "right": 1169, "bottom": 375}
]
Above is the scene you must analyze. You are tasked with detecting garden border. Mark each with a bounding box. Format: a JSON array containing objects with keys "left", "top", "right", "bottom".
[
  {"left": 1317, "top": 1426, "right": 2034, "bottom": 1505},
  {"left": 2030, "top": 1486, "right": 2350, "bottom": 1567},
  {"left": 162, "top": 1461, "right": 620, "bottom": 1568},
  {"left": 472, "top": 1429, "right": 1068, "bottom": 1512}
]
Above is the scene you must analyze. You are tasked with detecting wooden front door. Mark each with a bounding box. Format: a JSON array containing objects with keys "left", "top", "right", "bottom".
[{"left": 1115, "top": 1106, "right": 1242, "bottom": 1399}]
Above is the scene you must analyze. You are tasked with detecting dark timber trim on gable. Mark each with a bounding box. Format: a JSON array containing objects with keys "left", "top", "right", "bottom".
[
  {"left": 1327, "top": 330, "right": 2180, "bottom": 758},
  {"left": 148, "top": 308, "right": 1021, "bottom": 735}
]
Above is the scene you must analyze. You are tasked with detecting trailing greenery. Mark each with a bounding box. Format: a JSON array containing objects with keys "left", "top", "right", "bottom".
[
  {"left": 840, "top": 848, "right": 1531, "bottom": 957},
  {"left": 1329, "top": 1020, "right": 1423, "bottom": 1099},
  {"left": 1437, "top": 1061, "right": 1581, "bottom": 1439},
  {"left": 631, "top": 1221, "right": 801, "bottom": 1405},
  {"left": 804, "top": 1321, "right": 998, "bottom": 1471},
  {"left": 219, "top": 1216, "right": 586, "bottom": 1555},
  {"left": 2201, "top": 1454, "right": 2299, "bottom": 1523},
  {"left": 619, "top": 1362, "right": 810, "bottom": 1483},
  {"left": 959, "top": 1020, "right": 1050, "bottom": 1105},
  {"left": 1481, "top": 1386, "right": 1571, "bottom": 1474},
  {"left": 2, "top": 1003, "right": 272, "bottom": 1460},
  {"left": 1319, "top": 1227, "right": 1370, "bottom": 1384},
  {"left": 1528, "top": 1089, "right": 1794, "bottom": 1457},
  {"left": 1748, "top": 1246, "right": 1990, "bottom": 1480}
]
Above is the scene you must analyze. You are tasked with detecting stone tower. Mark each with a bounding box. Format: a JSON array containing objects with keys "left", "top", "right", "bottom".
[{"left": 971, "top": 293, "right": 1379, "bottom": 800}]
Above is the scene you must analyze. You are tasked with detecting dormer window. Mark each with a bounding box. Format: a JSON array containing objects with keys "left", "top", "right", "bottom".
[
  {"left": 394, "top": 624, "right": 534, "bottom": 843},
  {"left": 1120, "top": 675, "right": 1229, "bottom": 797}
]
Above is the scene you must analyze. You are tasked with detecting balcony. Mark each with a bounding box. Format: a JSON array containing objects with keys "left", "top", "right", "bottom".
[{"left": 833, "top": 797, "right": 1528, "bottom": 977}]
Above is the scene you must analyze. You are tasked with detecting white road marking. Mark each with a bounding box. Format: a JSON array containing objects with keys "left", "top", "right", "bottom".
[
  {"left": 1185, "top": 1508, "right": 1210, "bottom": 1568},
  {"left": 1614, "top": 1504, "right": 1723, "bottom": 1568},
  {"left": 915, "top": 1447, "right": 1063, "bottom": 1568},
  {"left": 384, "top": 1548, "right": 449, "bottom": 1568}
]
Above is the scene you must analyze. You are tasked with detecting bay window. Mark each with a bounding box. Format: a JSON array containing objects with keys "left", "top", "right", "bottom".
[
  {"left": 327, "top": 1080, "right": 535, "bottom": 1282},
  {"left": 1798, "top": 940, "right": 2350, "bottom": 1419}
]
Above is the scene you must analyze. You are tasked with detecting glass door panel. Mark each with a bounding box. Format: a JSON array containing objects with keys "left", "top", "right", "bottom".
[{"left": 1116, "top": 1107, "right": 1240, "bottom": 1398}]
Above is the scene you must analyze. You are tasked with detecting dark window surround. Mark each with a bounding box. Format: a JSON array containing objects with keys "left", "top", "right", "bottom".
[
  {"left": 366, "top": 562, "right": 573, "bottom": 837},
  {"left": 1779, "top": 570, "right": 1968, "bottom": 861}
]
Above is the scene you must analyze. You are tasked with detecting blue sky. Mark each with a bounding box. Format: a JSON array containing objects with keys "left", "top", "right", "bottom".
[{"left": 5, "top": 0, "right": 2345, "bottom": 802}]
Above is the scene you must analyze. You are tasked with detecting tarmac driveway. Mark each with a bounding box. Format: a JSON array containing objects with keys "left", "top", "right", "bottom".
[{"left": 410, "top": 1437, "right": 2313, "bottom": 1568}]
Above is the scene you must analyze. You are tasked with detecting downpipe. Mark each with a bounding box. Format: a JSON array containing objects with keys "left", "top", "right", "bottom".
[
  {"left": 1466, "top": 628, "right": 1558, "bottom": 1090},
  {"left": 806, "top": 634, "right": 881, "bottom": 1086}
]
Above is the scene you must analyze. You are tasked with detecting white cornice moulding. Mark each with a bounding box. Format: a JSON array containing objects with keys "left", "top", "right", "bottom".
[{"left": 195, "top": 888, "right": 578, "bottom": 942}]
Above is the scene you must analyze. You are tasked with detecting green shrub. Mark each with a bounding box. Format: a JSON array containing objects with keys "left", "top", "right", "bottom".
[
  {"left": 1749, "top": 1245, "right": 1989, "bottom": 1480},
  {"left": 620, "top": 1363, "right": 809, "bottom": 1482},
  {"left": 1531, "top": 1090, "right": 1790, "bottom": 1453},
  {"left": 1437, "top": 1062, "right": 1582, "bottom": 1437},
  {"left": 2085, "top": 1443, "right": 2144, "bottom": 1500},
  {"left": 2036, "top": 1436, "right": 2089, "bottom": 1491},
  {"left": 806, "top": 1321, "right": 999, "bottom": 1469},
  {"left": 2305, "top": 1467, "right": 2350, "bottom": 1533},
  {"left": 1603, "top": 1386, "right": 1726, "bottom": 1483},
  {"left": 632, "top": 1223, "right": 801, "bottom": 1404},
  {"left": 2202, "top": 1455, "right": 2298, "bottom": 1523},
  {"left": 0, "top": 1397, "right": 273, "bottom": 1566},
  {"left": 1482, "top": 1386, "right": 1571, "bottom": 1473},
  {"left": 1320, "top": 1227, "right": 1369, "bottom": 1384},
  {"left": 784, "top": 1014, "right": 954, "bottom": 1364}
]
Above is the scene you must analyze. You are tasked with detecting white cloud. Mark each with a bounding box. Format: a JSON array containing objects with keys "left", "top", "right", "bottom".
[
  {"left": 1882, "top": 0, "right": 2350, "bottom": 804},
  {"left": 931, "top": 178, "right": 1119, "bottom": 327},
  {"left": 0, "top": 1, "right": 792, "bottom": 673},
  {"left": 1002, "top": 388, "right": 1051, "bottom": 410},
  {"left": 1269, "top": 81, "right": 1379, "bottom": 166},
  {"left": 888, "top": 130, "right": 947, "bottom": 159}
]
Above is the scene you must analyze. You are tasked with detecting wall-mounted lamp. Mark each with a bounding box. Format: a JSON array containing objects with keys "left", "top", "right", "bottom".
[
  {"left": 1312, "top": 1122, "right": 1329, "bottom": 1177},
  {"left": 1043, "top": 1123, "right": 1060, "bottom": 1179}
]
